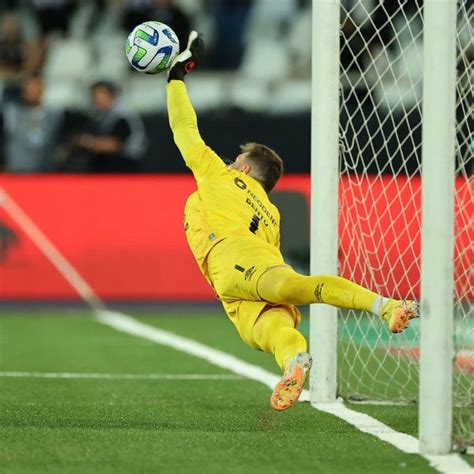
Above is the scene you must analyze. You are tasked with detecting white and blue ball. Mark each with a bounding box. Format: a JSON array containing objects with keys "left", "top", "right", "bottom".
[{"left": 125, "top": 21, "right": 180, "bottom": 74}]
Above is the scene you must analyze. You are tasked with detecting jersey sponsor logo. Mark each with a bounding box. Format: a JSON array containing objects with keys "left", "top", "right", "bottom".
[
  {"left": 234, "top": 175, "right": 277, "bottom": 230},
  {"left": 234, "top": 177, "right": 247, "bottom": 190},
  {"left": 249, "top": 214, "right": 261, "bottom": 234},
  {"left": 245, "top": 189, "right": 277, "bottom": 226}
]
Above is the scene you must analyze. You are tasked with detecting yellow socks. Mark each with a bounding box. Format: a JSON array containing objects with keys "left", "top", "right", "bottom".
[
  {"left": 252, "top": 307, "right": 307, "bottom": 371},
  {"left": 257, "top": 266, "right": 380, "bottom": 313},
  {"left": 251, "top": 267, "right": 387, "bottom": 371}
]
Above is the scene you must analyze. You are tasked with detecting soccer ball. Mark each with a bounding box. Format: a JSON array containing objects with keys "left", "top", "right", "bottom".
[{"left": 125, "top": 21, "right": 180, "bottom": 74}]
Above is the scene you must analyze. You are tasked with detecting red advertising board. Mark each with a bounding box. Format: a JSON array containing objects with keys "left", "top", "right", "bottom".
[{"left": 0, "top": 175, "right": 471, "bottom": 301}]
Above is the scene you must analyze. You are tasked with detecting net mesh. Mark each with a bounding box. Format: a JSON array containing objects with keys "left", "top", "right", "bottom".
[
  {"left": 337, "top": 0, "right": 472, "bottom": 450},
  {"left": 452, "top": 0, "right": 473, "bottom": 451}
]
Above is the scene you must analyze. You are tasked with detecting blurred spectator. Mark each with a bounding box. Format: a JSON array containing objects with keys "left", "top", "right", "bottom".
[
  {"left": 1, "top": 75, "right": 63, "bottom": 172},
  {"left": 340, "top": 0, "right": 374, "bottom": 74},
  {"left": 359, "top": 0, "right": 423, "bottom": 54},
  {"left": 27, "top": 0, "right": 79, "bottom": 36},
  {"left": 245, "top": 0, "right": 296, "bottom": 39},
  {"left": 117, "top": 0, "right": 191, "bottom": 49},
  {"left": 69, "top": 80, "right": 146, "bottom": 173},
  {"left": 0, "top": 14, "right": 26, "bottom": 79},
  {"left": 0, "top": 13, "right": 45, "bottom": 100},
  {"left": 148, "top": 0, "right": 191, "bottom": 49},
  {"left": 114, "top": 0, "right": 151, "bottom": 32},
  {"left": 209, "top": 0, "right": 253, "bottom": 70}
]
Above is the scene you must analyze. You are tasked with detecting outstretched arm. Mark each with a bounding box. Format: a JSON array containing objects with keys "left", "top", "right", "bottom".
[
  {"left": 166, "top": 32, "right": 225, "bottom": 180},
  {"left": 167, "top": 80, "right": 206, "bottom": 163}
]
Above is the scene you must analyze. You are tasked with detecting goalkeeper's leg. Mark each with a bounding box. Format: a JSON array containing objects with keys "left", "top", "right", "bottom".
[
  {"left": 257, "top": 266, "right": 417, "bottom": 333},
  {"left": 252, "top": 306, "right": 311, "bottom": 411}
]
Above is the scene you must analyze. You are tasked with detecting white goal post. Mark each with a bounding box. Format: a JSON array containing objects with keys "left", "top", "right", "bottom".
[
  {"left": 309, "top": 0, "right": 340, "bottom": 405},
  {"left": 419, "top": 0, "right": 457, "bottom": 455},
  {"left": 310, "top": 0, "right": 469, "bottom": 454}
]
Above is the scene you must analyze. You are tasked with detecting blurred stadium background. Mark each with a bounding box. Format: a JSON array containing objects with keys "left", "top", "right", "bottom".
[
  {"left": 0, "top": 1, "right": 472, "bottom": 473},
  {"left": 1, "top": 0, "right": 470, "bottom": 174}
]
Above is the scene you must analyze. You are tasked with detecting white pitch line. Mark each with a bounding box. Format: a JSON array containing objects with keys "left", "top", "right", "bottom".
[
  {"left": 97, "top": 310, "right": 474, "bottom": 474},
  {"left": 0, "top": 188, "right": 103, "bottom": 310},
  {"left": 0, "top": 371, "right": 245, "bottom": 381},
  {"left": 96, "top": 310, "right": 281, "bottom": 389},
  {"left": 313, "top": 402, "right": 473, "bottom": 474}
]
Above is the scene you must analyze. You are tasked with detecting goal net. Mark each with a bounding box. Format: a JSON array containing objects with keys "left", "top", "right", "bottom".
[{"left": 337, "top": 0, "right": 472, "bottom": 450}]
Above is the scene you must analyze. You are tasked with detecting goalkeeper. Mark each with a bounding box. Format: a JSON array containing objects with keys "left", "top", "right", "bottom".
[{"left": 166, "top": 32, "right": 417, "bottom": 411}]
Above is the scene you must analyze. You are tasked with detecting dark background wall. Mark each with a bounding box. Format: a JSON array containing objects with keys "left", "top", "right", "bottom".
[
  {"left": 49, "top": 101, "right": 470, "bottom": 175},
  {"left": 141, "top": 111, "right": 312, "bottom": 174},
  {"left": 139, "top": 106, "right": 425, "bottom": 175},
  {"left": 122, "top": 103, "right": 469, "bottom": 174}
]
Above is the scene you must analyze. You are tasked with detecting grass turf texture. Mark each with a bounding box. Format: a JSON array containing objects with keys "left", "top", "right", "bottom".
[{"left": 0, "top": 311, "right": 471, "bottom": 473}]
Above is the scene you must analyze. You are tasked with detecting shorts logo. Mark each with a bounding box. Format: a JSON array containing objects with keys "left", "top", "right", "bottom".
[
  {"left": 209, "top": 233, "right": 216, "bottom": 241},
  {"left": 314, "top": 283, "right": 325, "bottom": 303},
  {"left": 244, "top": 266, "right": 256, "bottom": 281}
]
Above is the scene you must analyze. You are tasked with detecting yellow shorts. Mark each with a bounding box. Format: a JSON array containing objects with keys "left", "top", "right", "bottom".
[{"left": 205, "top": 236, "right": 301, "bottom": 349}]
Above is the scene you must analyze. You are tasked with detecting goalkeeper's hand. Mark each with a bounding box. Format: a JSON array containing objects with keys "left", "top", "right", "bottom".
[{"left": 168, "top": 31, "right": 204, "bottom": 82}]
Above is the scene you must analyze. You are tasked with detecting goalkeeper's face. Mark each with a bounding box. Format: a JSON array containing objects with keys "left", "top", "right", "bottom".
[{"left": 227, "top": 153, "right": 252, "bottom": 175}]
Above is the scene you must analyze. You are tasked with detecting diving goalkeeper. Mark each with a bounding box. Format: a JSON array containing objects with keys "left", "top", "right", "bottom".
[{"left": 166, "top": 32, "right": 417, "bottom": 411}]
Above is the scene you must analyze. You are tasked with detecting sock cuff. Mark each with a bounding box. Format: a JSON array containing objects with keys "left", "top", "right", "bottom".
[{"left": 371, "top": 296, "right": 389, "bottom": 317}]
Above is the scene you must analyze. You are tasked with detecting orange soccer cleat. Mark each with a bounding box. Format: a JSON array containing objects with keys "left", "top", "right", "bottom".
[
  {"left": 381, "top": 299, "right": 418, "bottom": 333},
  {"left": 271, "top": 352, "right": 312, "bottom": 411}
]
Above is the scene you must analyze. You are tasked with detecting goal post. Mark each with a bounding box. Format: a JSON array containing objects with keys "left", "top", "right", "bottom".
[
  {"left": 419, "top": 0, "right": 457, "bottom": 455},
  {"left": 310, "top": 0, "right": 471, "bottom": 453},
  {"left": 309, "top": 0, "right": 340, "bottom": 404}
]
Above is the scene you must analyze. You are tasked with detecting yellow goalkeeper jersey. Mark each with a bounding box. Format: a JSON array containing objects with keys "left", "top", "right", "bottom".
[{"left": 167, "top": 80, "right": 281, "bottom": 274}]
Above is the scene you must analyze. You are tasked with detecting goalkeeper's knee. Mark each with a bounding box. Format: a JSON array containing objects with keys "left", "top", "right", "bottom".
[{"left": 258, "top": 266, "right": 303, "bottom": 305}]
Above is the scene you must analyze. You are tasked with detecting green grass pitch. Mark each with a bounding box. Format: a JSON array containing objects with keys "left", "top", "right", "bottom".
[{"left": 0, "top": 310, "right": 472, "bottom": 474}]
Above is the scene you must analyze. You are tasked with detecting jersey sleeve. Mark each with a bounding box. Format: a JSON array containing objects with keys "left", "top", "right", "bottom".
[{"left": 167, "top": 80, "right": 226, "bottom": 182}]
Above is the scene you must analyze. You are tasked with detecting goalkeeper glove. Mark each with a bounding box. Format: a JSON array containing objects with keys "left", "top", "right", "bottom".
[{"left": 168, "top": 31, "right": 204, "bottom": 82}]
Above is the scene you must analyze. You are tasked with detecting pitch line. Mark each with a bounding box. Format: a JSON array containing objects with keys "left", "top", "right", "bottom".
[
  {"left": 97, "top": 310, "right": 473, "bottom": 474},
  {"left": 0, "top": 371, "right": 245, "bottom": 381},
  {"left": 0, "top": 188, "right": 103, "bottom": 311}
]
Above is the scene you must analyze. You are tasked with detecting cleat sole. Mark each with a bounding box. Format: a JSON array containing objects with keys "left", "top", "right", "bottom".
[
  {"left": 271, "top": 357, "right": 311, "bottom": 411},
  {"left": 389, "top": 305, "right": 417, "bottom": 334}
]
